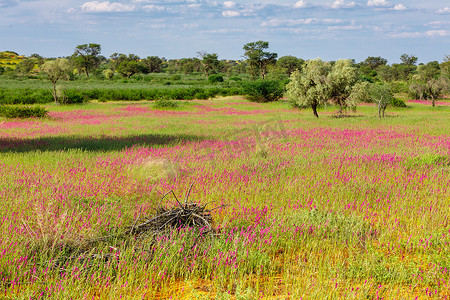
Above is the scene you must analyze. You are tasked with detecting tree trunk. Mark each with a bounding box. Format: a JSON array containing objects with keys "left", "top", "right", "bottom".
[
  {"left": 337, "top": 99, "right": 344, "bottom": 115},
  {"left": 312, "top": 103, "right": 319, "bottom": 118},
  {"left": 378, "top": 103, "right": 381, "bottom": 119},
  {"left": 52, "top": 82, "right": 58, "bottom": 104}
]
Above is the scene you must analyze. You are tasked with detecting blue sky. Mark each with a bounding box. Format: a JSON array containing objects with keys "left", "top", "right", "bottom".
[{"left": 0, "top": 0, "right": 449, "bottom": 63}]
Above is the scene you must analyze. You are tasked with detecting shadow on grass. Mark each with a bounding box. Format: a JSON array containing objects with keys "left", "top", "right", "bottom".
[{"left": 0, "top": 133, "right": 205, "bottom": 153}]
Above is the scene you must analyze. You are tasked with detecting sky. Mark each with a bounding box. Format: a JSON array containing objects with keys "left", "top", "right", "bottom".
[{"left": 0, "top": 0, "right": 449, "bottom": 64}]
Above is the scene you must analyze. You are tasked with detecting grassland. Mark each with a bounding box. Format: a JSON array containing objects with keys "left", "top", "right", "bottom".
[
  {"left": 1, "top": 97, "right": 450, "bottom": 299},
  {"left": 0, "top": 52, "right": 24, "bottom": 70}
]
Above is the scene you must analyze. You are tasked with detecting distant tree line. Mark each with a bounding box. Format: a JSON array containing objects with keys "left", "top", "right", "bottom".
[
  {"left": 0, "top": 41, "right": 449, "bottom": 110},
  {"left": 1, "top": 42, "right": 448, "bottom": 84}
]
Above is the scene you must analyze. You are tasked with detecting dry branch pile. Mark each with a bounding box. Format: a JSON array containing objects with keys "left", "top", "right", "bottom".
[{"left": 126, "top": 184, "right": 214, "bottom": 238}]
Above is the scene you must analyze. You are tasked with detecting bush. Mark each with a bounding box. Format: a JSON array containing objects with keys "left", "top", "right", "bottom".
[
  {"left": 0, "top": 105, "right": 48, "bottom": 118},
  {"left": 0, "top": 86, "right": 244, "bottom": 104},
  {"left": 63, "top": 89, "right": 85, "bottom": 104},
  {"left": 170, "top": 74, "right": 182, "bottom": 81},
  {"left": 153, "top": 98, "right": 179, "bottom": 109},
  {"left": 229, "top": 76, "right": 242, "bottom": 81},
  {"left": 0, "top": 88, "right": 52, "bottom": 104},
  {"left": 208, "top": 74, "right": 224, "bottom": 83},
  {"left": 242, "top": 80, "right": 284, "bottom": 103},
  {"left": 194, "top": 92, "right": 209, "bottom": 100},
  {"left": 390, "top": 97, "right": 407, "bottom": 107}
]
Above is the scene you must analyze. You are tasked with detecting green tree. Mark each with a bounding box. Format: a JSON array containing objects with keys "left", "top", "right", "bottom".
[
  {"left": 377, "top": 65, "right": 396, "bottom": 82},
  {"left": 349, "top": 82, "right": 393, "bottom": 118},
  {"left": 41, "top": 58, "right": 72, "bottom": 104},
  {"left": 197, "top": 51, "right": 222, "bottom": 78},
  {"left": 72, "top": 43, "right": 102, "bottom": 77},
  {"left": 286, "top": 58, "right": 330, "bottom": 118},
  {"left": 328, "top": 59, "right": 358, "bottom": 114},
  {"left": 370, "top": 84, "right": 394, "bottom": 118},
  {"left": 243, "top": 41, "right": 277, "bottom": 79},
  {"left": 141, "top": 56, "right": 163, "bottom": 73},
  {"left": 178, "top": 58, "right": 202, "bottom": 75},
  {"left": 276, "top": 55, "right": 304, "bottom": 75},
  {"left": 409, "top": 62, "right": 449, "bottom": 106},
  {"left": 400, "top": 54, "right": 418, "bottom": 66},
  {"left": 111, "top": 53, "right": 141, "bottom": 78},
  {"left": 441, "top": 55, "right": 450, "bottom": 79},
  {"left": 361, "top": 56, "right": 388, "bottom": 70},
  {"left": 242, "top": 80, "right": 284, "bottom": 103},
  {"left": 15, "top": 58, "right": 35, "bottom": 75},
  {"left": 392, "top": 63, "right": 416, "bottom": 81}
]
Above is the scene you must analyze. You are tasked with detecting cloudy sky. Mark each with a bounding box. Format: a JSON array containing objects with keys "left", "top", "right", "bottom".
[{"left": 0, "top": 0, "right": 449, "bottom": 63}]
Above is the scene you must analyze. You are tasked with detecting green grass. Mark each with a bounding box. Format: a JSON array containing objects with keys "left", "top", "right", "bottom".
[{"left": 0, "top": 96, "right": 450, "bottom": 298}]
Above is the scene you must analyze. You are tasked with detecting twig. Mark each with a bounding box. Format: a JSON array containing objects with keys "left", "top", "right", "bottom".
[{"left": 184, "top": 182, "right": 195, "bottom": 205}]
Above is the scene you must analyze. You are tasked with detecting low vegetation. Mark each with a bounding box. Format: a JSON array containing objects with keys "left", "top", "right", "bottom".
[
  {"left": 0, "top": 105, "right": 48, "bottom": 118},
  {"left": 0, "top": 44, "right": 450, "bottom": 298},
  {"left": 1, "top": 97, "right": 450, "bottom": 298}
]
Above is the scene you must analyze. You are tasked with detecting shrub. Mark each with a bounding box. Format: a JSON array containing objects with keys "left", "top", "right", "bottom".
[
  {"left": 194, "top": 92, "right": 209, "bottom": 100},
  {"left": 0, "top": 86, "right": 244, "bottom": 104},
  {"left": 170, "top": 74, "right": 182, "bottom": 81},
  {"left": 208, "top": 74, "right": 224, "bottom": 83},
  {"left": 390, "top": 97, "right": 407, "bottom": 107},
  {"left": 102, "top": 69, "right": 114, "bottom": 79},
  {"left": 229, "top": 76, "right": 242, "bottom": 81},
  {"left": 242, "top": 80, "right": 284, "bottom": 103},
  {"left": 0, "top": 105, "right": 48, "bottom": 118},
  {"left": 0, "top": 88, "right": 52, "bottom": 104},
  {"left": 62, "top": 89, "right": 85, "bottom": 104},
  {"left": 153, "top": 98, "right": 179, "bottom": 109}
]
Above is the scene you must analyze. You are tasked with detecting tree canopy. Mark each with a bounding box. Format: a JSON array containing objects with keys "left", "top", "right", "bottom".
[
  {"left": 111, "top": 53, "right": 141, "bottom": 78},
  {"left": 41, "top": 58, "right": 72, "bottom": 104},
  {"left": 286, "top": 58, "right": 330, "bottom": 118},
  {"left": 72, "top": 43, "right": 102, "bottom": 77},
  {"left": 197, "top": 51, "right": 222, "bottom": 78},
  {"left": 243, "top": 41, "right": 277, "bottom": 79}
]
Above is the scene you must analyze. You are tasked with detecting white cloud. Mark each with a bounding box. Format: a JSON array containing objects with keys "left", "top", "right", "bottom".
[
  {"left": 367, "top": 0, "right": 390, "bottom": 7},
  {"left": 222, "top": 10, "right": 240, "bottom": 17},
  {"left": 328, "top": 25, "right": 363, "bottom": 30},
  {"left": 142, "top": 4, "right": 165, "bottom": 12},
  {"left": 426, "top": 30, "right": 450, "bottom": 37},
  {"left": 330, "top": 0, "right": 356, "bottom": 9},
  {"left": 436, "top": 7, "right": 450, "bottom": 14},
  {"left": 80, "top": 1, "right": 135, "bottom": 12},
  {"left": 391, "top": 4, "right": 407, "bottom": 11},
  {"left": 293, "top": 1, "right": 308, "bottom": 8},
  {"left": 389, "top": 32, "right": 421, "bottom": 38},
  {"left": 427, "top": 21, "right": 450, "bottom": 26},
  {"left": 223, "top": 1, "right": 235, "bottom": 8},
  {"left": 389, "top": 30, "right": 449, "bottom": 38},
  {"left": 203, "top": 28, "right": 245, "bottom": 34},
  {"left": 262, "top": 18, "right": 345, "bottom": 27}
]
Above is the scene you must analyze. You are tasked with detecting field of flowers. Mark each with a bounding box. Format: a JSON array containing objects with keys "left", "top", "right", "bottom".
[{"left": 1, "top": 97, "right": 450, "bottom": 299}]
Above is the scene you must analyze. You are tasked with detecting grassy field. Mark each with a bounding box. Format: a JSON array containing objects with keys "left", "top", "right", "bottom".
[{"left": 1, "top": 97, "right": 450, "bottom": 299}]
